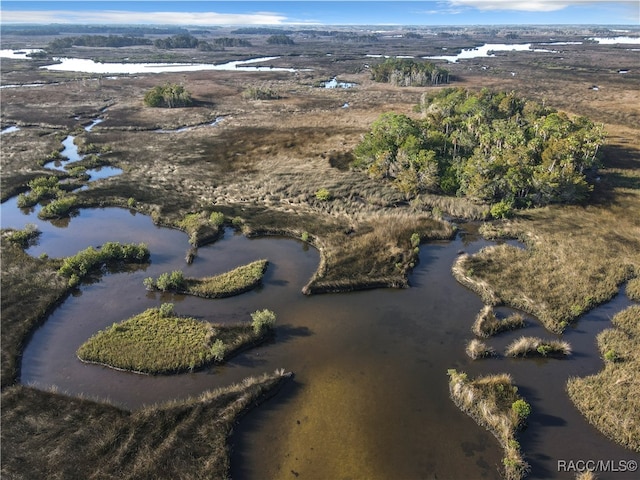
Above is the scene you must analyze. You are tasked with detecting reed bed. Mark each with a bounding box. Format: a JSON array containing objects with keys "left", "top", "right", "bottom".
[
  {"left": 465, "top": 339, "right": 496, "bottom": 360},
  {"left": 505, "top": 336, "right": 572, "bottom": 358},
  {"left": 1, "top": 370, "right": 291, "bottom": 480},
  {"left": 473, "top": 305, "right": 526, "bottom": 338},
  {"left": 567, "top": 306, "right": 640, "bottom": 452},
  {"left": 626, "top": 277, "right": 640, "bottom": 301},
  {"left": 448, "top": 370, "right": 531, "bottom": 480}
]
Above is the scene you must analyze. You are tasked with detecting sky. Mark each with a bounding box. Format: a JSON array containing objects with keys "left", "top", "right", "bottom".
[{"left": 1, "top": 1, "right": 638, "bottom": 26}]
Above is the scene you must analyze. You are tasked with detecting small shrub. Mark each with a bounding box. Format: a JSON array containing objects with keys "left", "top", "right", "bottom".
[
  {"left": 301, "top": 231, "right": 310, "bottom": 242},
  {"left": 210, "top": 339, "right": 226, "bottom": 361},
  {"left": 143, "top": 277, "right": 155, "bottom": 290},
  {"left": 511, "top": 399, "right": 531, "bottom": 420},
  {"left": 242, "top": 87, "right": 281, "bottom": 100},
  {"left": 490, "top": 199, "right": 514, "bottom": 219},
  {"left": 315, "top": 188, "right": 332, "bottom": 201},
  {"left": 251, "top": 309, "right": 276, "bottom": 334},
  {"left": 127, "top": 197, "right": 136, "bottom": 208},
  {"left": 209, "top": 211, "right": 225, "bottom": 226},
  {"left": 155, "top": 270, "right": 185, "bottom": 291},
  {"left": 158, "top": 303, "right": 174, "bottom": 318},
  {"left": 603, "top": 349, "right": 620, "bottom": 362},
  {"left": 410, "top": 232, "right": 420, "bottom": 248}
]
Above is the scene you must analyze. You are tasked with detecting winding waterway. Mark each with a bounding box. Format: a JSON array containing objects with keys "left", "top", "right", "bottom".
[{"left": 2, "top": 198, "right": 637, "bottom": 479}]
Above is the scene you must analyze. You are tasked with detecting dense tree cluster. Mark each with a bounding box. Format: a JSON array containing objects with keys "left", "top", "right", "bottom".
[
  {"left": 370, "top": 59, "right": 450, "bottom": 87},
  {"left": 266, "top": 34, "right": 295, "bottom": 45},
  {"left": 154, "top": 34, "right": 203, "bottom": 49},
  {"left": 353, "top": 88, "right": 605, "bottom": 208},
  {"left": 212, "top": 37, "right": 252, "bottom": 47},
  {"left": 143, "top": 83, "right": 193, "bottom": 108},
  {"left": 48, "top": 35, "right": 152, "bottom": 51}
]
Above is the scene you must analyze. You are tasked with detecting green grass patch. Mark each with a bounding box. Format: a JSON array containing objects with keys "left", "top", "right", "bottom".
[
  {"left": 567, "top": 305, "right": 640, "bottom": 452},
  {"left": 77, "top": 305, "right": 276, "bottom": 374},
  {"left": 448, "top": 370, "right": 531, "bottom": 480},
  {"left": 1, "top": 224, "right": 41, "bottom": 249},
  {"left": 59, "top": 242, "right": 150, "bottom": 287},
  {"left": 144, "top": 259, "right": 268, "bottom": 298},
  {"left": 175, "top": 211, "right": 224, "bottom": 246}
]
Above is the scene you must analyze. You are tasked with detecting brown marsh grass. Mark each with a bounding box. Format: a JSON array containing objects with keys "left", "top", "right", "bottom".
[
  {"left": 0, "top": 237, "right": 68, "bottom": 388},
  {"left": 465, "top": 339, "right": 497, "bottom": 360},
  {"left": 504, "top": 336, "right": 572, "bottom": 358},
  {"left": 1, "top": 370, "right": 291, "bottom": 480},
  {"left": 472, "top": 305, "right": 526, "bottom": 338},
  {"left": 567, "top": 306, "right": 640, "bottom": 452},
  {"left": 448, "top": 370, "right": 530, "bottom": 480}
]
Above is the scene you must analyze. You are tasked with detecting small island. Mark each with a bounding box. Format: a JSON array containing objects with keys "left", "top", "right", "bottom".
[
  {"left": 143, "top": 259, "right": 268, "bottom": 298},
  {"left": 77, "top": 304, "right": 276, "bottom": 374}
]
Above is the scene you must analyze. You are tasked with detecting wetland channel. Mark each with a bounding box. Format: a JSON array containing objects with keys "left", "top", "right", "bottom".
[{"left": 2, "top": 197, "right": 637, "bottom": 480}]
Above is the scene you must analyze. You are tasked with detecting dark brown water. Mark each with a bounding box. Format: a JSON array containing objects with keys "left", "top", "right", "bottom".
[{"left": 2, "top": 201, "right": 638, "bottom": 479}]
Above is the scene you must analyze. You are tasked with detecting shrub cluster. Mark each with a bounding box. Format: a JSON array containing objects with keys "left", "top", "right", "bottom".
[
  {"left": 370, "top": 58, "right": 449, "bottom": 86},
  {"left": 59, "top": 242, "right": 150, "bottom": 284},
  {"left": 144, "top": 83, "right": 193, "bottom": 108},
  {"left": 354, "top": 88, "right": 605, "bottom": 208}
]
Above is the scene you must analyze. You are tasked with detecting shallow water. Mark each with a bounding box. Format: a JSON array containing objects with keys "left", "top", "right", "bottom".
[
  {"left": 426, "top": 43, "right": 555, "bottom": 63},
  {"left": 3, "top": 200, "right": 638, "bottom": 479}
]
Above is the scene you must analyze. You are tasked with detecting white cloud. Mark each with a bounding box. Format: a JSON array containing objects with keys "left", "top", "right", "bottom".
[
  {"left": 448, "top": 0, "right": 584, "bottom": 12},
  {"left": 1, "top": 10, "right": 290, "bottom": 25}
]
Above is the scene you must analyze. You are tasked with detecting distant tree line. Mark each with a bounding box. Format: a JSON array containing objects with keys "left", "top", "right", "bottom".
[
  {"left": 154, "top": 34, "right": 251, "bottom": 50},
  {"left": 48, "top": 35, "right": 152, "bottom": 51},
  {"left": 353, "top": 88, "right": 605, "bottom": 209},
  {"left": 370, "top": 58, "right": 450, "bottom": 87},
  {"left": 267, "top": 34, "right": 295, "bottom": 45},
  {"left": 143, "top": 83, "right": 193, "bottom": 108}
]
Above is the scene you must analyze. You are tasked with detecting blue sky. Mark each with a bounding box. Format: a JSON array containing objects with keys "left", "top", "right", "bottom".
[{"left": 1, "top": 1, "right": 638, "bottom": 26}]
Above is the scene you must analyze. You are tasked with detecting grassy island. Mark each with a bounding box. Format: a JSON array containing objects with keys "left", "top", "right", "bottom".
[
  {"left": 448, "top": 370, "right": 531, "bottom": 480},
  {"left": 473, "top": 305, "right": 526, "bottom": 338},
  {"left": 144, "top": 259, "right": 268, "bottom": 298},
  {"left": 77, "top": 305, "right": 277, "bottom": 374},
  {"left": 505, "top": 336, "right": 571, "bottom": 357},
  {"left": 567, "top": 306, "right": 640, "bottom": 452}
]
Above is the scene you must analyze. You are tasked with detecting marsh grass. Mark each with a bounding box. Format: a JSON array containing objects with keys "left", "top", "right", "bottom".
[
  {"left": 0, "top": 236, "right": 68, "bottom": 387},
  {"left": 465, "top": 339, "right": 496, "bottom": 360},
  {"left": 176, "top": 210, "right": 224, "bottom": 246},
  {"left": 567, "top": 306, "right": 640, "bottom": 452},
  {"left": 1, "top": 370, "right": 291, "bottom": 480},
  {"left": 184, "top": 259, "right": 268, "bottom": 298},
  {"left": 145, "top": 260, "right": 267, "bottom": 298},
  {"left": 77, "top": 305, "right": 275, "bottom": 374},
  {"left": 626, "top": 277, "right": 640, "bottom": 301},
  {"left": 453, "top": 235, "right": 635, "bottom": 333},
  {"left": 505, "top": 336, "right": 572, "bottom": 358},
  {"left": 306, "top": 212, "right": 454, "bottom": 293},
  {"left": 448, "top": 370, "right": 530, "bottom": 480},
  {"left": 473, "top": 305, "right": 526, "bottom": 338}
]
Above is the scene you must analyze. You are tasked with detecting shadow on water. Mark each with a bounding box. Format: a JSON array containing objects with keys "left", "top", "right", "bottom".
[{"left": 3, "top": 199, "right": 638, "bottom": 479}]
